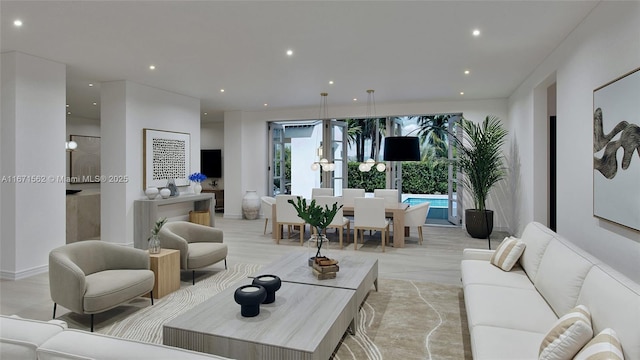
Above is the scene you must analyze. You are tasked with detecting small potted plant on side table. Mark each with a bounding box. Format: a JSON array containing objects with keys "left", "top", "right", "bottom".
[{"left": 148, "top": 217, "right": 167, "bottom": 254}]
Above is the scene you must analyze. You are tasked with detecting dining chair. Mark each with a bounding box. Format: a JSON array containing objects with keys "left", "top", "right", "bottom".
[
  {"left": 311, "top": 188, "right": 333, "bottom": 198},
  {"left": 353, "top": 197, "right": 390, "bottom": 252},
  {"left": 404, "top": 202, "right": 431, "bottom": 245},
  {"left": 341, "top": 188, "right": 365, "bottom": 207},
  {"left": 260, "top": 196, "right": 276, "bottom": 234},
  {"left": 313, "top": 196, "right": 350, "bottom": 249},
  {"left": 275, "top": 195, "right": 306, "bottom": 245},
  {"left": 374, "top": 189, "right": 399, "bottom": 206}
]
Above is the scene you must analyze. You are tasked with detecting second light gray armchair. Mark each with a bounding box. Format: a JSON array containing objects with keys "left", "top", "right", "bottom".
[{"left": 158, "top": 221, "right": 228, "bottom": 285}]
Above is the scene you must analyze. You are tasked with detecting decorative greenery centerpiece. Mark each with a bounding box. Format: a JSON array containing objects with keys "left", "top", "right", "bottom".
[
  {"left": 188, "top": 172, "right": 207, "bottom": 183},
  {"left": 453, "top": 115, "right": 508, "bottom": 242},
  {"left": 148, "top": 217, "right": 167, "bottom": 254},
  {"left": 288, "top": 197, "right": 342, "bottom": 260}
]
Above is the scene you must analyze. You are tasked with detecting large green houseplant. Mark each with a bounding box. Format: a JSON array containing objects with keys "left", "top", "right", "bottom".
[
  {"left": 455, "top": 115, "right": 508, "bottom": 244},
  {"left": 288, "top": 197, "right": 342, "bottom": 261}
]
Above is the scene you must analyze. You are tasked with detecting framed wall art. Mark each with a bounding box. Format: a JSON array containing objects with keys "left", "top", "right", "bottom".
[
  {"left": 593, "top": 67, "right": 640, "bottom": 231},
  {"left": 143, "top": 128, "right": 191, "bottom": 189},
  {"left": 69, "top": 135, "right": 101, "bottom": 183}
]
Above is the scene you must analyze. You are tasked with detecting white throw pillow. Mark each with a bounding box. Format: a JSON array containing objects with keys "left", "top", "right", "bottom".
[
  {"left": 490, "top": 236, "right": 526, "bottom": 271},
  {"left": 573, "top": 328, "right": 624, "bottom": 360},
  {"left": 539, "top": 305, "right": 593, "bottom": 360}
]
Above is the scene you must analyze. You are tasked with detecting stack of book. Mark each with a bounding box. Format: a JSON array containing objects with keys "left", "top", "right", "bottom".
[{"left": 312, "top": 257, "right": 339, "bottom": 280}]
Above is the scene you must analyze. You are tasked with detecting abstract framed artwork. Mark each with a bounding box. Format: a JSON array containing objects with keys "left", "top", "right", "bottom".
[
  {"left": 593, "top": 67, "right": 640, "bottom": 231},
  {"left": 69, "top": 135, "right": 101, "bottom": 183},
  {"left": 143, "top": 129, "right": 191, "bottom": 190}
]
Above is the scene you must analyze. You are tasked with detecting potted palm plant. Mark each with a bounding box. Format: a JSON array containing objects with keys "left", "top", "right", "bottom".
[
  {"left": 455, "top": 115, "right": 508, "bottom": 244},
  {"left": 288, "top": 197, "right": 342, "bottom": 264}
]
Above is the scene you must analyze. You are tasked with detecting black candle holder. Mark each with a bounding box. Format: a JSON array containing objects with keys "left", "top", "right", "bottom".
[
  {"left": 234, "top": 284, "right": 267, "bottom": 317},
  {"left": 252, "top": 275, "right": 282, "bottom": 304}
]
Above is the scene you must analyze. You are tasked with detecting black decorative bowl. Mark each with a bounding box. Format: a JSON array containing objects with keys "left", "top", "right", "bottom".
[
  {"left": 252, "top": 275, "right": 282, "bottom": 304},
  {"left": 234, "top": 284, "right": 267, "bottom": 317}
]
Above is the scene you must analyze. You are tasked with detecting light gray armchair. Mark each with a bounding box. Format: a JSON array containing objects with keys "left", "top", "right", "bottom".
[
  {"left": 49, "top": 240, "right": 155, "bottom": 332},
  {"left": 158, "top": 221, "right": 228, "bottom": 285}
]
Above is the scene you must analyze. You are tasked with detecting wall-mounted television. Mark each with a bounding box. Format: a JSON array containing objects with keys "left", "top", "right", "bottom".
[{"left": 201, "top": 149, "right": 222, "bottom": 178}]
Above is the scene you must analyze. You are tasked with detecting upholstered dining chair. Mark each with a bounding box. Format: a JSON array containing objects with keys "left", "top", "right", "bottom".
[
  {"left": 311, "top": 187, "right": 333, "bottom": 199},
  {"left": 373, "top": 188, "right": 399, "bottom": 206},
  {"left": 341, "top": 188, "right": 365, "bottom": 207},
  {"left": 313, "top": 196, "right": 350, "bottom": 249},
  {"left": 404, "top": 202, "right": 431, "bottom": 245},
  {"left": 260, "top": 196, "right": 276, "bottom": 235},
  {"left": 353, "top": 197, "right": 390, "bottom": 252},
  {"left": 49, "top": 240, "right": 155, "bottom": 332},
  {"left": 158, "top": 221, "right": 228, "bottom": 285},
  {"left": 275, "top": 195, "right": 306, "bottom": 245}
]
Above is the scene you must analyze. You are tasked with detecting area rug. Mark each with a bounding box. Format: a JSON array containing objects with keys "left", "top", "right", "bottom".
[{"left": 59, "top": 263, "right": 471, "bottom": 359}]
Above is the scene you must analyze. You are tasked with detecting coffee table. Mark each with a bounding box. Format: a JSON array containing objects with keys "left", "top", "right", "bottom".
[
  {"left": 163, "top": 281, "right": 356, "bottom": 360},
  {"left": 251, "top": 250, "right": 378, "bottom": 316}
]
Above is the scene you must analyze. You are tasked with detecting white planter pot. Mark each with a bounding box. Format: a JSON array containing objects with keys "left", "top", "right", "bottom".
[
  {"left": 193, "top": 183, "right": 202, "bottom": 194},
  {"left": 242, "top": 190, "right": 260, "bottom": 220}
]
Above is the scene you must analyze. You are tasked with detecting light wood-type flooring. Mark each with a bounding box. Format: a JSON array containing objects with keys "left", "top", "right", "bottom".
[{"left": 0, "top": 213, "right": 506, "bottom": 322}]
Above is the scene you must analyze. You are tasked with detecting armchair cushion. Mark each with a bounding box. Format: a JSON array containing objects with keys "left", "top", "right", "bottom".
[
  {"left": 83, "top": 270, "right": 155, "bottom": 313},
  {"left": 188, "top": 243, "right": 228, "bottom": 270}
]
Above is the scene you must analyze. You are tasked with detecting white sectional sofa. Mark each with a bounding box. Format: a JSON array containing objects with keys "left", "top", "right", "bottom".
[
  {"left": 461, "top": 222, "right": 640, "bottom": 360},
  {"left": 0, "top": 315, "right": 231, "bottom": 360}
]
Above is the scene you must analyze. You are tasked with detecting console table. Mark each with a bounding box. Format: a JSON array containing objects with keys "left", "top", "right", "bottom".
[{"left": 133, "top": 194, "right": 215, "bottom": 250}]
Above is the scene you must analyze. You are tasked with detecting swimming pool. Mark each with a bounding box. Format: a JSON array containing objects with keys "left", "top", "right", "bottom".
[{"left": 403, "top": 197, "right": 450, "bottom": 220}]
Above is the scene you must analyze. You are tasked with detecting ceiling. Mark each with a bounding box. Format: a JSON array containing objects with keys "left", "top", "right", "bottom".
[{"left": 1, "top": 1, "right": 599, "bottom": 122}]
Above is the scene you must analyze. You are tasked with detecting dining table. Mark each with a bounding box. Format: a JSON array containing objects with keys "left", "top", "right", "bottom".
[{"left": 271, "top": 201, "right": 411, "bottom": 248}]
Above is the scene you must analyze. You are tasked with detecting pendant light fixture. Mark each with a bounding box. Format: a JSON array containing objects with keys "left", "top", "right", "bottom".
[
  {"left": 359, "top": 89, "right": 386, "bottom": 172},
  {"left": 310, "top": 92, "right": 335, "bottom": 172}
]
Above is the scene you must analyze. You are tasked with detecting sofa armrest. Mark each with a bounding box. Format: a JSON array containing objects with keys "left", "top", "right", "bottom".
[{"left": 462, "top": 248, "right": 495, "bottom": 261}]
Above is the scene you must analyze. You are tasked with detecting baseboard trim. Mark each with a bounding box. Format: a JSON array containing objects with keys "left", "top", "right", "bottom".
[{"left": 0, "top": 263, "right": 48, "bottom": 280}]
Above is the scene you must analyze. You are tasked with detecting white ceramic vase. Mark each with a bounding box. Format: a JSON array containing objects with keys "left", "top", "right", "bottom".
[
  {"left": 242, "top": 190, "right": 260, "bottom": 220},
  {"left": 160, "top": 188, "right": 171, "bottom": 199},
  {"left": 145, "top": 187, "right": 159, "bottom": 200},
  {"left": 193, "top": 183, "right": 202, "bottom": 194}
]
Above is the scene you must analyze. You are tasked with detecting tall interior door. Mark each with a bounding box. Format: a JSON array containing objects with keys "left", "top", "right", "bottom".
[
  {"left": 448, "top": 115, "right": 463, "bottom": 225},
  {"left": 387, "top": 117, "right": 404, "bottom": 201},
  {"left": 268, "top": 123, "right": 287, "bottom": 196},
  {"left": 325, "top": 119, "right": 347, "bottom": 196}
]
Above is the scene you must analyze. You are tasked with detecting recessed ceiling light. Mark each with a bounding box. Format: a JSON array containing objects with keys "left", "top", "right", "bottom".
[
  {"left": 460, "top": 92, "right": 465, "bottom": 95},
  {"left": 149, "top": 65, "right": 156, "bottom": 70},
  {"left": 264, "top": 103, "right": 268, "bottom": 107},
  {"left": 89, "top": 83, "right": 94, "bottom": 87},
  {"left": 220, "top": 89, "right": 225, "bottom": 93},
  {"left": 472, "top": 29, "right": 480, "bottom": 37},
  {"left": 92, "top": 102, "right": 97, "bottom": 106},
  {"left": 464, "top": 70, "right": 470, "bottom": 75},
  {"left": 329, "top": 80, "right": 334, "bottom": 85},
  {"left": 13, "top": 20, "right": 23, "bottom": 27},
  {"left": 286, "top": 49, "right": 293, "bottom": 56},
  {"left": 353, "top": 98, "right": 358, "bottom": 102}
]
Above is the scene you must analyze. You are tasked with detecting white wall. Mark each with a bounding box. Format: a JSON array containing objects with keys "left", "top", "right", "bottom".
[
  {"left": 101, "top": 81, "right": 200, "bottom": 245},
  {"left": 1, "top": 52, "right": 66, "bottom": 279},
  {"left": 508, "top": 2, "right": 640, "bottom": 282},
  {"left": 223, "top": 98, "right": 509, "bottom": 222}
]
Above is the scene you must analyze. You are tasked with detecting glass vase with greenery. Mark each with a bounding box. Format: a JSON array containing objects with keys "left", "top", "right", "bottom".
[{"left": 288, "top": 197, "right": 342, "bottom": 259}]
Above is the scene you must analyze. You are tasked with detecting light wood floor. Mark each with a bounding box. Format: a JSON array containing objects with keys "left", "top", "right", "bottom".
[{"left": 0, "top": 213, "right": 506, "bottom": 322}]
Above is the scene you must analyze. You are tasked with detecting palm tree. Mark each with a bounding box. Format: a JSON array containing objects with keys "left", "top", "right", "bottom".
[
  {"left": 417, "top": 115, "right": 450, "bottom": 158},
  {"left": 346, "top": 119, "right": 361, "bottom": 154}
]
